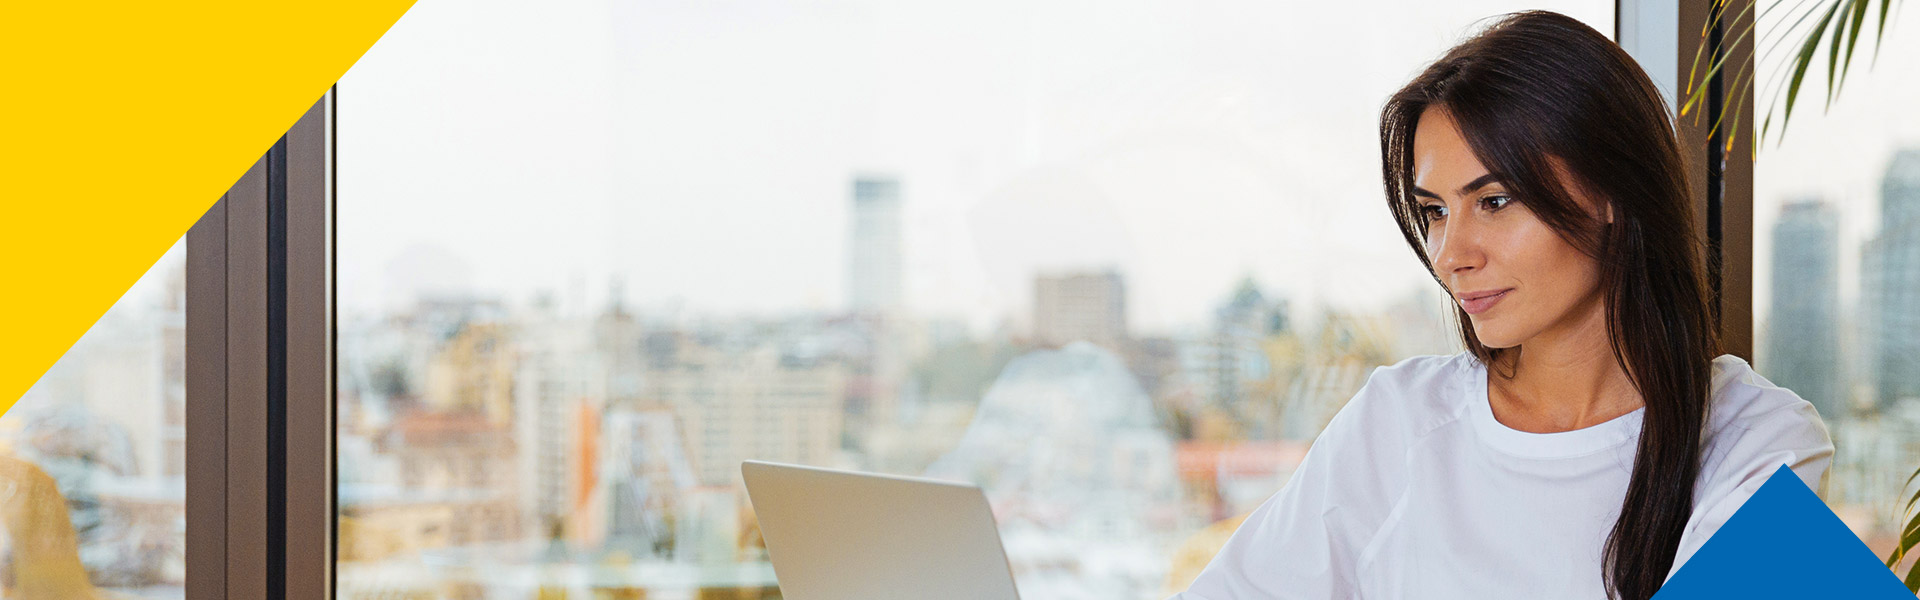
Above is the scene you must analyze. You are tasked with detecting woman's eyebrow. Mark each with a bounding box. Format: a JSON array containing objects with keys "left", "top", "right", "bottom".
[{"left": 1412, "top": 173, "right": 1503, "bottom": 199}]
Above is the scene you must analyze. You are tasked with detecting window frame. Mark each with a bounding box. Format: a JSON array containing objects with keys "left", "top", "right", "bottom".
[
  {"left": 185, "top": 90, "right": 334, "bottom": 600},
  {"left": 175, "top": 2, "right": 1763, "bottom": 596},
  {"left": 1618, "top": 0, "right": 1757, "bottom": 359}
]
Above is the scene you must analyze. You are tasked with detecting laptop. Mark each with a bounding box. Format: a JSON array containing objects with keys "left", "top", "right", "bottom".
[{"left": 741, "top": 460, "right": 1022, "bottom": 600}]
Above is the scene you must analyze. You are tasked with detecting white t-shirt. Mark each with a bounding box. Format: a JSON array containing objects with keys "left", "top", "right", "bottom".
[{"left": 1173, "top": 351, "right": 1834, "bottom": 600}]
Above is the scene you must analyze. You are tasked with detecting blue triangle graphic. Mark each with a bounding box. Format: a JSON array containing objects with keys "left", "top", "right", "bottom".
[{"left": 1653, "top": 464, "right": 1912, "bottom": 599}]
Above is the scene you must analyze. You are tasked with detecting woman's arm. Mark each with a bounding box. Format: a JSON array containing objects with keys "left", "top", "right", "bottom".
[
  {"left": 1661, "top": 398, "right": 1835, "bottom": 584},
  {"left": 1166, "top": 357, "right": 1433, "bottom": 600}
]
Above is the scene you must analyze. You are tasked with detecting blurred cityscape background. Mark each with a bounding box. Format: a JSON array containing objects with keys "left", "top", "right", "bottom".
[{"left": 2, "top": 1, "right": 1918, "bottom": 599}]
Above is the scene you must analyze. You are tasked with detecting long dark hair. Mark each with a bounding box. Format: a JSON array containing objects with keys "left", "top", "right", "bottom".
[{"left": 1378, "top": 10, "right": 1720, "bottom": 600}]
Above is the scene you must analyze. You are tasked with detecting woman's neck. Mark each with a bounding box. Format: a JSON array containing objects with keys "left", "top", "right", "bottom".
[{"left": 1487, "top": 296, "right": 1643, "bottom": 433}]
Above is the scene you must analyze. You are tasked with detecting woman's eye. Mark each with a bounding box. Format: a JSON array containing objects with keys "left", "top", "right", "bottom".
[
  {"left": 1482, "top": 194, "right": 1513, "bottom": 210},
  {"left": 1420, "top": 204, "right": 1446, "bottom": 222}
]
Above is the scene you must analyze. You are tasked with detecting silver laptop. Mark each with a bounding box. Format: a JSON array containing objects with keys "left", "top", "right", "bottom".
[{"left": 741, "top": 460, "right": 1022, "bottom": 600}]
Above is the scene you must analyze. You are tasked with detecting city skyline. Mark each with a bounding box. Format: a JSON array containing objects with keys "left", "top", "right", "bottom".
[
  {"left": 12, "top": 0, "right": 1920, "bottom": 597},
  {"left": 334, "top": 0, "right": 1920, "bottom": 337},
  {"left": 325, "top": 261, "right": 1431, "bottom": 598},
  {"left": 1766, "top": 198, "right": 1842, "bottom": 418},
  {"left": 336, "top": 0, "right": 1625, "bottom": 335}
]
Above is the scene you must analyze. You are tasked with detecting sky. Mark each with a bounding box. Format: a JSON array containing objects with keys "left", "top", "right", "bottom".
[
  {"left": 1751, "top": 1, "right": 1920, "bottom": 338},
  {"left": 331, "top": 0, "right": 1914, "bottom": 338}
]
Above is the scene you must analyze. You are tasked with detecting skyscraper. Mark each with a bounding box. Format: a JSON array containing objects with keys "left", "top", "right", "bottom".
[
  {"left": 1765, "top": 199, "right": 1842, "bottom": 418},
  {"left": 848, "top": 175, "right": 903, "bottom": 316},
  {"left": 1865, "top": 148, "right": 1920, "bottom": 410},
  {"left": 1033, "top": 269, "right": 1128, "bottom": 349}
]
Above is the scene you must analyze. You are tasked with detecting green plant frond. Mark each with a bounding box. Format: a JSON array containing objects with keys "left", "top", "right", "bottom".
[
  {"left": 1762, "top": 0, "right": 1840, "bottom": 67},
  {"left": 1872, "top": 0, "right": 1895, "bottom": 66},
  {"left": 1890, "top": 467, "right": 1920, "bottom": 595},
  {"left": 1702, "top": 0, "right": 1726, "bottom": 40},
  {"left": 1702, "top": 41, "right": 1760, "bottom": 148},
  {"left": 1838, "top": 0, "right": 1871, "bottom": 91},
  {"left": 1720, "top": 96, "right": 1746, "bottom": 153},
  {"left": 1682, "top": 3, "right": 1764, "bottom": 118},
  {"left": 1886, "top": 468, "right": 1920, "bottom": 544},
  {"left": 1758, "top": 0, "right": 1820, "bottom": 44},
  {"left": 1906, "top": 557, "right": 1920, "bottom": 592},
  {"left": 1702, "top": 0, "right": 1727, "bottom": 37},
  {"left": 1781, "top": 0, "right": 1846, "bottom": 141},
  {"left": 1712, "top": 0, "right": 1903, "bottom": 151},
  {"left": 1706, "top": 0, "right": 1763, "bottom": 54},
  {"left": 1718, "top": 60, "right": 1758, "bottom": 152},
  {"left": 1685, "top": 2, "right": 1727, "bottom": 111},
  {"left": 1687, "top": 38, "right": 1709, "bottom": 103},
  {"left": 1824, "top": 0, "right": 1853, "bottom": 109},
  {"left": 1756, "top": 0, "right": 1829, "bottom": 113},
  {"left": 1751, "top": 0, "right": 1839, "bottom": 146},
  {"left": 1758, "top": 0, "right": 1822, "bottom": 61},
  {"left": 1756, "top": 0, "right": 1821, "bottom": 87},
  {"left": 1890, "top": 512, "right": 1920, "bottom": 588},
  {"left": 1759, "top": 40, "right": 1816, "bottom": 149},
  {"left": 1889, "top": 514, "right": 1914, "bottom": 564},
  {"left": 1901, "top": 465, "right": 1920, "bottom": 513}
]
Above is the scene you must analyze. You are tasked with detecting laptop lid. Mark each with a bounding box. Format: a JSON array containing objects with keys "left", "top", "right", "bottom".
[{"left": 741, "top": 460, "right": 1021, "bottom": 600}]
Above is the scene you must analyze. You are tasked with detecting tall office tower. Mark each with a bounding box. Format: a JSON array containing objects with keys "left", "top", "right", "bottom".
[
  {"left": 1033, "top": 269, "right": 1128, "bottom": 349},
  {"left": 1765, "top": 199, "right": 1842, "bottom": 418},
  {"left": 1865, "top": 148, "right": 1920, "bottom": 410},
  {"left": 848, "top": 175, "right": 904, "bottom": 316}
]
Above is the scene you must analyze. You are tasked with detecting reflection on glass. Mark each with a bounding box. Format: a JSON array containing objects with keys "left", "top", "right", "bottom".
[
  {"left": 336, "top": 1, "right": 1609, "bottom": 598},
  {"left": 1750, "top": 3, "right": 1920, "bottom": 576},
  {"left": 2, "top": 240, "right": 186, "bottom": 599}
]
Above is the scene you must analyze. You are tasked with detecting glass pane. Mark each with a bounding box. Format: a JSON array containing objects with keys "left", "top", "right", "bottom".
[
  {"left": 337, "top": 2, "right": 1611, "bottom": 598},
  {"left": 1751, "top": 8, "right": 1920, "bottom": 569},
  {"left": 2, "top": 239, "right": 186, "bottom": 598}
]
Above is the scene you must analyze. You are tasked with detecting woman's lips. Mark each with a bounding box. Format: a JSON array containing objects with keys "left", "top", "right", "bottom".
[{"left": 1459, "top": 288, "right": 1512, "bottom": 315}]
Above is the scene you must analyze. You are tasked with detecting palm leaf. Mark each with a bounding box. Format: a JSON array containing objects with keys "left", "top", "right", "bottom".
[
  {"left": 1782, "top": 1, "right": 1842, "bottom": 137},
  {"left": 1688, "top": 0, "right": 1819, "bottom": 120},
  {"left": 1682, "top": 0, "right": 1767, "bottom": 117},
  {"left": 1839, "top": 0, "right": 1871, "bottom": 91},
  {"left": 1821, "top": 0, "right": 1852, "bottom": 109},
  {"left": 1875, "top": 0, "right": 1898, "bottom": 65},
  {"left": 1685, "top": 0, "right": 1903, "bottom": 151},
  {"left": 1885, "top": 465, "right": 1920, "bottom": 592}
]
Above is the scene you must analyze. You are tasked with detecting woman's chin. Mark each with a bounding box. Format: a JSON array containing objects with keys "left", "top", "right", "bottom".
[{"left": 1472, "top": 326, "right": 1521, "bottom": 349}]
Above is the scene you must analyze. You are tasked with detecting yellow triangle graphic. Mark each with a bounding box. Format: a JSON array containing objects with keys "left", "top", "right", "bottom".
[{"left": 0, "top": 1, "right": 418, "bottom": 415}]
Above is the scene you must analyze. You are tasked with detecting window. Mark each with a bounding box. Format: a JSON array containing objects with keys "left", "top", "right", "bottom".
[
  {"left": 4, "top": 239, "right": 186, "bottom": 598},
  {"left": 334, "top": 1, "right": 1618, "bottom": 598},
  {"left": 1750, "top": 5, "right": 1920, "bottom": 566}
]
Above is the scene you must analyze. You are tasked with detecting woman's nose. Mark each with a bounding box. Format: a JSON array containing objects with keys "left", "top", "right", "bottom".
[{"left": 1431, "top": 214, "right": 1483, "bottom": 275}]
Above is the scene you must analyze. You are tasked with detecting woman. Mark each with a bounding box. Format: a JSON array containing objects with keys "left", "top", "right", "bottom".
[{"left": 1172, "top": 10, "right": 1832, "bottom": 600}]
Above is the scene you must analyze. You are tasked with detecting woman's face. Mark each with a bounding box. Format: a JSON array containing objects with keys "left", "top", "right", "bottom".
[{"left": 1411, "top": 105, "right": 1608, "bottom": 349}]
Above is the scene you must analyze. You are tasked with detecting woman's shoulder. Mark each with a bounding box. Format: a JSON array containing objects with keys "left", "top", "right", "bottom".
[
  {"left": 1370, "top": 350, "right": 1476, "bottom": 387},
  {"left": 1703, "top": 354, "right": 1832, "bottom": 439},
  {"left": 1698, "top": 353, "right": 1835, "bottom": 490},
  {"left": 1321, "top": 351, "right": 1477, "bottom": 445},
  {"left": 1668, "top": 354, "right": 1838, "bottom": 580}
]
